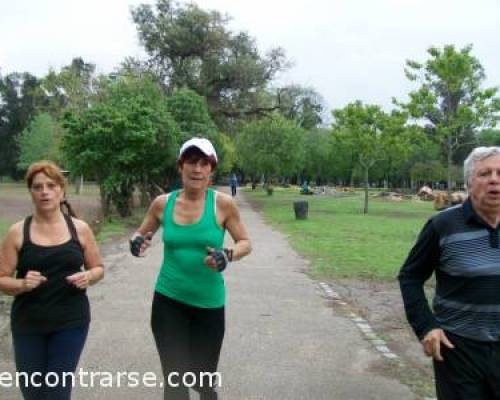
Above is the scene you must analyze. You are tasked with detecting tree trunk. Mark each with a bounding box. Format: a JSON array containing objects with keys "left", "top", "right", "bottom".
[
  {"left": 364, "top": 167, "right": 369, "bottom": 214},
  {"left": 114, "top": 182, "right": 133, "bottom": 217},
  {"left": 75, "top": 175, "right": 84, "bottom": 195},
  {"left": 447, "top": 135, "right": 453, "bottom": 196},
  {"left": 140, "top": 178, "right": 150, "bottom": 208},
  {"left": 99, "top": 184, "right": 111, "bottom": 217}
]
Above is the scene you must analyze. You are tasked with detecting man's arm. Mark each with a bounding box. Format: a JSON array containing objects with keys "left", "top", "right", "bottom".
[{"left": 398, "top": 219, "right": 440, "bottom": 339}]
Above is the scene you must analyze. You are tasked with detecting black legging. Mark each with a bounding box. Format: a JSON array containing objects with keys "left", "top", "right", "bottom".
[{"left": 151, "top": 292, "right": 225, "bottom": 400}]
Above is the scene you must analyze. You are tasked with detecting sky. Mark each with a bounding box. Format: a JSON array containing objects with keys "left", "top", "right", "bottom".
[{"left": 1, "top": 0, "right": 499, "bottom": 114}]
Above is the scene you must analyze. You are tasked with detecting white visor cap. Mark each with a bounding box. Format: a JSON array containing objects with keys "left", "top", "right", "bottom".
[{"left": 178, "top": 137, "right": 218, "bottom": 163}]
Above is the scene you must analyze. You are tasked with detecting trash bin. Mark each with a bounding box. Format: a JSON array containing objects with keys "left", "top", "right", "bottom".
[{"left": 293, "top": 201, "right": 308, "bottom": 220}]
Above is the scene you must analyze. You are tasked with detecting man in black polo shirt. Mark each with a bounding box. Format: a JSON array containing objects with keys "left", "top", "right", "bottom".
[{"left": 399, "top": 146, "right": 500, "bottom": 400}]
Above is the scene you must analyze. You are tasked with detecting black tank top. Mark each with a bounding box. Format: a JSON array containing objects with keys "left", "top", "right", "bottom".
[{"left": 11, "top": 214, "right": 90, "bottom": 334}]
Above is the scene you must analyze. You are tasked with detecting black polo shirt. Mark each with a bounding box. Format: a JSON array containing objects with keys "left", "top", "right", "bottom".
[{"left": 399, "top": 198, "right": 500, "bottom": 341}]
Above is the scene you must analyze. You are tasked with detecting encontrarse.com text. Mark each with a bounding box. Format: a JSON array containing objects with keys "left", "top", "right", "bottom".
[{"left": 0, "top": 369, "right": 221, "bottom": 389}]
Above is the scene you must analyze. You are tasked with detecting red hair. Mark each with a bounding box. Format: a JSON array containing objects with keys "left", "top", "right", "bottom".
[
  {"left": 26, "top": 160, "right": 66, "bottom": 190},
  {"left": 25, "top": 160, "right": 77, "bottom": 218}
]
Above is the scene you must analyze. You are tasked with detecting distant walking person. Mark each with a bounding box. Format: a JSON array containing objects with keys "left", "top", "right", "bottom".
[
  {"left": 0, "top": 160, "right": 104, "bottom": 400},
  {"left": 230, "top": 173, "right": 238, "bottom": 197},
  {"left": 129, "top": 138, "right": 252, "bottom": 400},
  {"left": 399, "top": 146, "right": 500, "bottom": 400}
]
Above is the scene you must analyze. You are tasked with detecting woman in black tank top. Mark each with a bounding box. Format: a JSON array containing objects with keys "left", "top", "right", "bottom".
[{"left": 0, "top": 161, "right": 104, "bottom": 400}]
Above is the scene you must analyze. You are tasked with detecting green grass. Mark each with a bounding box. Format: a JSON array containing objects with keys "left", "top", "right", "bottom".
[
  {"left": 95, "top": 217, "right": 129, "bottom": 243},
  {"left": 94, "top": 208, "right": 146, "bottom": 243},
  {"left": 244, "top": 187, "right": 436, "bottom": 280}
]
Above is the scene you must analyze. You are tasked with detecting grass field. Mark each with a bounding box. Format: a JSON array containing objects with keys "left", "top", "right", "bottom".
[
  {"left": 244, "top": 187, "right": 436, "bottom": 280},
  {"left": 94, "top": 209, "right": 146, "bottom": 243}
]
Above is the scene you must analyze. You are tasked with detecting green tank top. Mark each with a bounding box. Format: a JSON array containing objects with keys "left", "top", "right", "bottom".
[{"left": 155, "top": 188, "right": 226, "bottom": 308}]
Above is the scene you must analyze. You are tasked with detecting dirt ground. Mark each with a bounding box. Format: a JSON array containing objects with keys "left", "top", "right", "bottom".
[
  {"left": 0, "top": 190, "right": 102, "bottom": 228},
  {"left": 328, "top": 279, "right": 435, "bottom": 396}
]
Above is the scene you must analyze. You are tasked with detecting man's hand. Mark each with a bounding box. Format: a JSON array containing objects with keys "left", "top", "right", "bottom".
[
  {"left": 421, "top": 328, "right": 454, "bottom": 361},
  {"left": 22, "top": 270, "right": 47, "bottom": 292},
  {"left": 205, "top": 247, "right": 233, "bottom": 272},
  {"left": 130, "top": 232, "right": 153, "bottom": 257}
]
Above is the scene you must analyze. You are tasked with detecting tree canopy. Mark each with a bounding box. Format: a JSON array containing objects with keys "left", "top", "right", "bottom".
[
  {"left": 0, "top": 73, "right": 41, "bottom": 177},
  {"left": 395, "top": 44, "right": 500, "bottom": 190},
  {"left": 62, "top": 77, "right": 180, "bottom": 216},
  {"left": 236, "top": 114, "right": 306, "bottom": 184},
  {"left": 17, "top": 113, "right": 62, "bottom": 170},
  {"left": 332, "top": 101, "right": 412, "bottom": 213},
  {"left": 131, "top": 0, "right": 289, "bottom": 128}
]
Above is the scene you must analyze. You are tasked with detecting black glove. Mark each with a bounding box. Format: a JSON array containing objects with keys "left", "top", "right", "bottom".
[
  {"left": 130, "top": 233, "right": 152, "bottom": 257},
  {"left": 208, "top": 248, "right": 233, "bottom": 272}
]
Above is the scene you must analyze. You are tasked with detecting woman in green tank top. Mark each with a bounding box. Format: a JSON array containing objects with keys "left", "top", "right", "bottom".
[{"left": 130, "top": 138, "right": 251, "bottom": 400}]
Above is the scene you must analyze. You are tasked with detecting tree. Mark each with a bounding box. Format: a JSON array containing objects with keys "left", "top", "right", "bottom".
[
  {"left": 375, "top": 119, "right": 425, "bottom": 189},
  {"left": 62, "top": 77, "right": 180, "bottom": 216},
  {"left": 0, "top": 72, "right": 42, "bottom": 178},
  {"left": 17, "top": 113, "right": 62, "bottom": 170},
  {"left": 277, "top": 85, "right": 324, "bottom": 129},
  {"left": 396, "top": 44, "right": 500, "bottom": 192},
  {"left": 131, "top": 0, "right": 289, "bottom": 128},
  {"left": 391, "top": 132, "right": 441, "bottom": 189},
  {"left": 166, "top": 89, "right": 218, "bottom": 142},
  {"left": 332, "top": 102, "right": 411, "bottom": 213},
  {"left": 478, "top": 128, "right": 500, "bottom": 146},
  {"left": 165, "top": 88, "right": 235, "bottom": 174},
  {"left": 410, "top": 161, "right": 446, "bottom": 187},
  {"left": 217, "top": 133, "right": 236, "bottom": 176},
  {"left": 236, "top": 115, "right": 306, "bottom": 187},
  {"left": 39, "top": 57, "right": 97, "bottom": 116},
  {"left": 302, "top": 128, "right": 333, "bottom": 184}
]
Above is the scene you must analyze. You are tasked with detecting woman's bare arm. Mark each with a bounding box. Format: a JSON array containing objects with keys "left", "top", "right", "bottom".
[
  {"left": 0, "top": 222, "right": 46, "bottom": 295},
  {"left": 219, "top": 193, "right": 252, "bottom": 260}
]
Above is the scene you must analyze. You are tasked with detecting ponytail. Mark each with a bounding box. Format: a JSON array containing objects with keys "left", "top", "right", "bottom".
[{"left": 61, "top": 199, "right": 78, "bottom": 218}]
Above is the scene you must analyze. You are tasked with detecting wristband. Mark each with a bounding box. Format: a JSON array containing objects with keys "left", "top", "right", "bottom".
[
  {"left": 208, "top": 248, "right": 233, "bottom": 272},
  {"left": 130, "top": 235, "right": 145, "bottom": 257}
]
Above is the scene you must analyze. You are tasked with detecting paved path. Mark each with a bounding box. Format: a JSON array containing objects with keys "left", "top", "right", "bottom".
[{"left": 0, "top": 189, "right": 416, "bottom": 399}]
